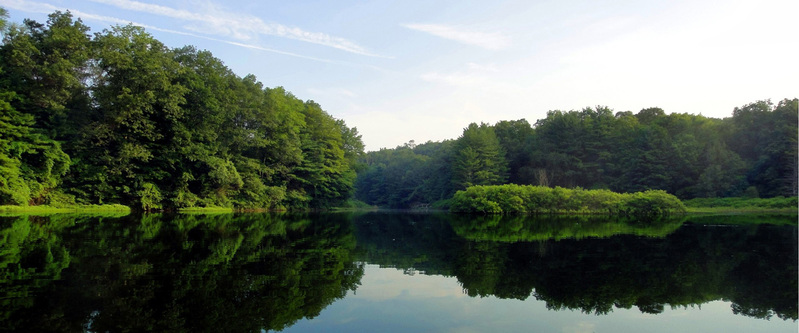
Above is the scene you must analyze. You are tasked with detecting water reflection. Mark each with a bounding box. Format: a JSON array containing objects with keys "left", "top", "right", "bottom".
[
  {"left": 351, "top": 212, "right": 798, "bottom": 320},
  {"left": 0, "top": 214, "right": 363, "bottom": 332},
  {"left": 450, "top": 214, "right": 686, "bottom": 241},
  {"left": 0, "top": 212, "right": 795, "bottom": 333}
]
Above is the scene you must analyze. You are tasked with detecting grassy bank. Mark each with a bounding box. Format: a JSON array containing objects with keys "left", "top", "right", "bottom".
[
  {"left": 450, "top": 185, "right": 686, "bottom": 216},
  {"left": 683, "top": 196, "right": 797, "bottom": 214},
  {"left": 177, "top": 206, "right": 235, "bottom": 214},
  {"left": 0, "top": 204, "right": 131, "bottom": 216}
]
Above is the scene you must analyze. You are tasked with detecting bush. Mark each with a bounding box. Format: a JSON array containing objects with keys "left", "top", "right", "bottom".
[
  {"left": 450, "top": 185, "right": 686, "bottom": 216},
  {"left": 138, "top": 183, "right": 163, "bottom": 211}
]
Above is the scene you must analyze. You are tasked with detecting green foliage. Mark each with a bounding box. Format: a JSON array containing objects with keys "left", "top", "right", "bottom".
[
  {"left": 731, "top": 99, "right": 799, "bottom": 197},
  {"left": 0, "top": 7, "right": 7, "bottom": 31},
  {"left": 137, "top": 182, "right": 162, "bottom": 211},
  {"left": 452, "top": 123, "right": 507, "bottom": 189},
  {"left": 0, "top": 11, "right": 92, "bottom": 138},
  {"left": 0, "top": 85, "right": 70, "bottom": 205},
  {"left": 355, "top": 140, "right": 455, "bottom": 208},
  {"left": 450, "top": 184, "right": 686, "bottom": 216},
  {"left": 288, "top": 101, "right": 357, "bottom": 209},
  {"left": 493, "top": 119, "right": 534, "bottom": 184}
]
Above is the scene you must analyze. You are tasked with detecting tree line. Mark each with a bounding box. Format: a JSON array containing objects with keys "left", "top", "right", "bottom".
[
  {"left": 356, "top": 100, "right": 798, "bottom": 208},
  {"left": 0, "top": 10, "right": 364, "bottom": 210}
]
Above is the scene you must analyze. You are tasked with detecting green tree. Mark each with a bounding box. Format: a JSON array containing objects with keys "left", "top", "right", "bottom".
[
  {"left": 288, "top": 101, "right": 357, "bottom": 208},
  {"left": 0, "top": 7, "right": 7, "bottom": 31},
  {"left": 729, "top": 99, "right": 798, "bottom": 197},
  {"left": 0, "top": 11, "right": 76, "bottom": 205},
  {"left": 0, "top": 91, "right": 67, "bottom": 204},
  {"left": 529, "top": 107, "right": 617, "bottom": 188},
  {"left": 452, "top": 123, "right": 507, "bottom": 189},
  {"left": 70, "top": 25, "right": 188, "bottom": 206},
  {"left": 494, "top": 119, "right": 534, "bottom": 184},
  {"left": 0, "top": 11, "right": 92, "bottom": 140}
]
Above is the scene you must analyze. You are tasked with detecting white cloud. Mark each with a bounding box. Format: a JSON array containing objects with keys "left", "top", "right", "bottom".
[
  {"left": 0, "top": 0, "right": 58, "bottom": 15},
  {"left": 0, "top": 0, "right": 177, "bottom": 31},
  {"left": 87, "top": 0, "right": 382, "bottom": 56},
  {"left": 402, "top": 23, "right": 511, "bottom": 50},
  {"left": 1, "top": 0, "right": 388, "bottom": 65}
]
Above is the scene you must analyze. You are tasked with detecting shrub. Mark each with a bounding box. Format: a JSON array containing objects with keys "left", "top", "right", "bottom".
[
  {"left": 450, "top": 185, "right": 686, "bottom": 216},
  {"left": 138, "top": 183, "right": 163, "bottom": 211}
]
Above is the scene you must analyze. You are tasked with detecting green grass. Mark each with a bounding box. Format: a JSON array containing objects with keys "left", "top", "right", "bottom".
[
  {"left": 0, "top": 204, "right": 131, "bottom": 216},
  {"left": 683, "top": 196, "right": 797, "bottom": 208},
  {"left": 177, "top": 206, "right": 234, "bottom": 214},
  {"left": 683, "top": 196, "right": 797, "bottom": 214}
]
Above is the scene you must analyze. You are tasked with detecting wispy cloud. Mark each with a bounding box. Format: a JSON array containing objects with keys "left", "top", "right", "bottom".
[
  {"left": 0, "top": 0, "right": 159, "bottom": 28},
  {"left": 402, "top": 23, "right": 510, "bottom": 50},
  {"left": 86, "top": 0, "right": 383, "bottom": 57},
  {"left": 1, "top": 0, "right": 392, "bottom": 65}
]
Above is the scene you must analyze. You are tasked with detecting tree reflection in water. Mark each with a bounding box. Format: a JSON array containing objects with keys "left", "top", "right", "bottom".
[
  {"left": 0, "top": 212, "right": 795, "bottom": 333},
  {"left": 0, "top": 213, "right": 363, "bottom": 332},
  {"left": 353, "top": 212, "right": 797, "bottom": 320}
]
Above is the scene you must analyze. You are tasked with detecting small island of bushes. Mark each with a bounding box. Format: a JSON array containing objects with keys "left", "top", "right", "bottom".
[{"left": 450, "top": 184, "right": 686, "bottom": 216}]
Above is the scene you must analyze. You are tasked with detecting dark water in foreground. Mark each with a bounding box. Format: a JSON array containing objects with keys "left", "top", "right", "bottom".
[{"left": 0, "top": 212, "right": 796, "bottom": 332}]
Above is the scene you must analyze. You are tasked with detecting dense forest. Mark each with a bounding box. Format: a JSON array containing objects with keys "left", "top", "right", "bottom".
[
  {"left": 356, "top": 100, "right": 798, "bottom": 208},
  {"left": 0, "top": 10, "right": 364, "bottom": 210}
]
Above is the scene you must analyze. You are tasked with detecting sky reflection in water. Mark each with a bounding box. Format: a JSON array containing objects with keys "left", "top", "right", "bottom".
[{"left": 286, "top": 264, "right": 795, "bottom": 333}]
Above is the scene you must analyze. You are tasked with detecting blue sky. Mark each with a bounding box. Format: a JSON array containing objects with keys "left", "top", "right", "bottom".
[{"left": 2, "top": 0, "right": 797, "bottom": 151}]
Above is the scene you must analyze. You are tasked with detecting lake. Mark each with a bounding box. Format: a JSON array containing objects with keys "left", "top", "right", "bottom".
[{"left": 0, "top": 212, "right": 796, "bottom": 332}]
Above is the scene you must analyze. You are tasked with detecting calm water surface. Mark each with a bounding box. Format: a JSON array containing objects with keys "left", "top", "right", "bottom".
[{"left": 0, "top": 212, "right": 796, "bottom": 332}]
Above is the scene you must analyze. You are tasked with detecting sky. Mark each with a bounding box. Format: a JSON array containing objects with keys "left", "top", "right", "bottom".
[{"left": 1, "top": 0, "right": 797, "bottom": 151}]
